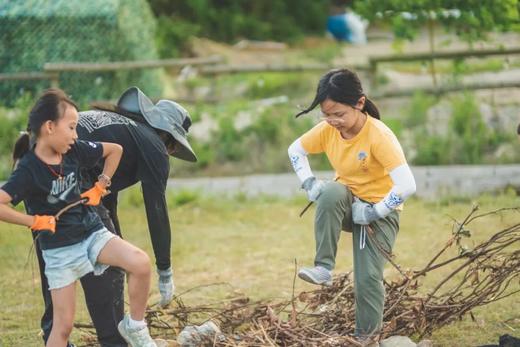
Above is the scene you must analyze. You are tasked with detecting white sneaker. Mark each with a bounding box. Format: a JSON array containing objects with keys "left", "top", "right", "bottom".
[
  {"left": 117, "top": 315, "right": 157, "bottom": 347},
  {"left": 157, "top": 268, "right": 175, "bottom": 307},
  {"left": 298, "top": 266, "right": 333, "bottom": 286}
]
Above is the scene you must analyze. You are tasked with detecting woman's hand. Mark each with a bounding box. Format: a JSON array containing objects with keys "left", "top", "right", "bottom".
[
  {"left": 302, "top": 176, "right": 326, "bottom": 202},
  {"left": 352, "top": 199, "right": 380, "bottom": 225}
]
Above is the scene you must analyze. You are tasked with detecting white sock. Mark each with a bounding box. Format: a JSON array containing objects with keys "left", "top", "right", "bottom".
[{"left": 128, "top": 316, "right": 147, "bottom": 329}]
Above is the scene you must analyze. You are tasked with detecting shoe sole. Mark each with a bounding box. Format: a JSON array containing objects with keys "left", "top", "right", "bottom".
[
  {"left": 298, "top": 271, "right": 332, "bottom": 286},
  {"left": 117, "top": 322, "right": 133, "bottom": 347},
  {"left": 118, "top": 321, "right": 157, "bottom": 347}
]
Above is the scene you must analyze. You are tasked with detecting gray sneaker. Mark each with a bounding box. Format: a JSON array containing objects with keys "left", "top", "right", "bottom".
[
  {"left": 117, "top": 314, "right": 157, "bottom": 347},
  {"left": 298, "top": 266, "right": 332, "bottom": 286}
]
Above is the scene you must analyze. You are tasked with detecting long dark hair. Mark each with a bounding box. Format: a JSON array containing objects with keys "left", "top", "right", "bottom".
[
  {"left": 295, "top": 68, "right": 380, "bottom": 119},
  {"left": 13, "top": 88, "right": 78, "bottom": 164}
]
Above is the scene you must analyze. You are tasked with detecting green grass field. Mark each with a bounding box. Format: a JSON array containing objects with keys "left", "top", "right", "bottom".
[{"left": 0, "top": 190, "right": 519, "bottom": 346}]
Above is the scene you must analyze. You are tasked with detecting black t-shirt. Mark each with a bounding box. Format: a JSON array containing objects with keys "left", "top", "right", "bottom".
[
  {"left": 1, "top": 140, "right": 105, "bottom": 250},
  {"left": 77, "top": 110, "right": 172, "bottom": 270}
]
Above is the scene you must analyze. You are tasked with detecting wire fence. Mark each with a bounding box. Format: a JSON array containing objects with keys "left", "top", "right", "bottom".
[{"left": 0, "top": 0, "right": 161, "bottom": 106}]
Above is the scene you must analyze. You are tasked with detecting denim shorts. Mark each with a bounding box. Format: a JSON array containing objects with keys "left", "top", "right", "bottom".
[{"left": 42, "top": 227, "right": 118, "bottom": 290}]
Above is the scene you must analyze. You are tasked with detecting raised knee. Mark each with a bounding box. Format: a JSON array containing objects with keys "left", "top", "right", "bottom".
[
  {"left": 317, "top": 182, "right": 347, "bottom": 209},
  {"left": 132, "top": 249, "right": 151, "bottom": 277}
]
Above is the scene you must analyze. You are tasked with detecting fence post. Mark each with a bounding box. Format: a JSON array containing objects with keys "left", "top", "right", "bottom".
[
  {"left": 49, "top": 72, "right": 60, "bottom": 88},
  {"left": 368, "top": 59, "right": 378, "bottom": 92}
]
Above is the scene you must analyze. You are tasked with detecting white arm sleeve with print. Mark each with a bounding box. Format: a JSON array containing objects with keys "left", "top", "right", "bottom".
[
  {"left": 288, "top": 138, "right": 314, "bottom": 184},
  {"left": 374, "top": 164, "right": 416, "bottom": 217}
]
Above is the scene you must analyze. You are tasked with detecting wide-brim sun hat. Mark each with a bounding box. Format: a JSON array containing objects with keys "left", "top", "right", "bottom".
[{"left": 117, "top": 86, "right": 197, "bottom": 162}]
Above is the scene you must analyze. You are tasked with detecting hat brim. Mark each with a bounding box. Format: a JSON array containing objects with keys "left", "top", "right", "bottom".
[
  {"left": 118, "top": 86, "right": 155, "bottom": 117},
  {"left": 117, "top": 87, "right": 198, "bottom": 162},
  {"left": 171, "top": 133, "right": 197, "bottom": 162}
]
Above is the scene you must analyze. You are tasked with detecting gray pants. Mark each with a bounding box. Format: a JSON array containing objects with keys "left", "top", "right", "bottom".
[{"left": 314, "top": 181, "right": 399, "bottom": 335}]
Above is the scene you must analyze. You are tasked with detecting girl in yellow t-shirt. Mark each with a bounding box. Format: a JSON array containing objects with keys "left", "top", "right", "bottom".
[{"left": 288, "top": 69, "right": 416, "bottom": 343}]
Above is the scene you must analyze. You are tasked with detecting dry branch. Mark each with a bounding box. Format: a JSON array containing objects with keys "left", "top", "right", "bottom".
[{"left": 77, "top": 206, "right": 519, "bottom": 347}]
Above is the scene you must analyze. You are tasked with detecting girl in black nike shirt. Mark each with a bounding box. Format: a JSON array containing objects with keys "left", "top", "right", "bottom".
[{"left": 0, "top": 89, "right": 157, "bottom": 347}]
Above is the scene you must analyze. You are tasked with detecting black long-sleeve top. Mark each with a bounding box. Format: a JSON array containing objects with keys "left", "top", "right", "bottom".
[{"left": 77, "top": 109, "right": 172, "bottom": 270}]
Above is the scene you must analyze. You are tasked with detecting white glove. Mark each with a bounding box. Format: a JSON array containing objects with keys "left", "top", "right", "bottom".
[
  {"left": 157, "top": 267, "right": 175, "bottom": 307},
  {"left": 352, "top": 199, "right": 380, "bottom": 225},
  {"left": 302, "top": 177, "right": 326, "bottom": 202}
]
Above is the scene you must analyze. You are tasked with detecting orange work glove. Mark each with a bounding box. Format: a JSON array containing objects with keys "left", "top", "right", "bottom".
[
  {"left": 80, "top": 182, "right": 107, "bottom": 206},
  {"left": 31, "top": 215, "right": 56, "bottom": 233}
]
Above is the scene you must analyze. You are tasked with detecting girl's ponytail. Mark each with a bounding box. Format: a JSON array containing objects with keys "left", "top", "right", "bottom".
[
  {"left": 12, "top": 131, "right": 30, "bottom": 167},
  {"left": 362, "top": 97, "right": 380, "bottom": 120}
]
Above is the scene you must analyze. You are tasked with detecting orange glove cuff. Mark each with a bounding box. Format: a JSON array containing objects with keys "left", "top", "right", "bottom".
[
  {"left": 80, "top": 182, "right": 107, "bottom": 206},
  {"left": 30, "top": 215, "right": 56, "bottom": 233}
]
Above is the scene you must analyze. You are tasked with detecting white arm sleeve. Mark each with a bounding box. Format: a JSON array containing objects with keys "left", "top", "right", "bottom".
[
  {"left": 374, "top": 164, "right": 416, "bottom": 217},
  {"left": 288, "top": 138, "right": 314, "bottom": 184}
]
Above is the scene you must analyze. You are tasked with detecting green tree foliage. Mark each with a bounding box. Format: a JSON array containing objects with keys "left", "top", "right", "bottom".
[
  {"left": 354, "top": 0, "right": 519, "bottom": 42},
  {"left": 149, "top": 0, "right": 330, "bottom": 57}
]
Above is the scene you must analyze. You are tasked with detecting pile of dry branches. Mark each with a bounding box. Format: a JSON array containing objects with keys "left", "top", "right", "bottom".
[{"left": 79, "top": 206, "right": 520, "bottom": 346}]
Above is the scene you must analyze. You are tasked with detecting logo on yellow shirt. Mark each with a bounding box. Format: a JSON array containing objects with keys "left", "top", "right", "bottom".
[{"left": 358, "top": 151, "right": 369, "bottom": 172}]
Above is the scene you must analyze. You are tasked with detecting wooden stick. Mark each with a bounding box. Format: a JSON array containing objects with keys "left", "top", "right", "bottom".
[
  {"left": 299, "top": 201, "right": 314, "bottom": 218},
  {"left": 55, "top": 198, "right": 89, "bottom": 221},
  {"left": 54, "top": 190, "right": 111, "bottom": 221}
]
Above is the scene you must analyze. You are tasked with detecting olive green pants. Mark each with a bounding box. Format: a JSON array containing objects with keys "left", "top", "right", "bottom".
[{"left": 314, "top": 181, "right": 399, "bottom": 335}]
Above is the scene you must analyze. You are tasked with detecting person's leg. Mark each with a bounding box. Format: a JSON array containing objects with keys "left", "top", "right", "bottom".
[
  {"left": 46, "top": 283, "right": 76, "bottom": 347},
  {"left": 102, "top": 193, "right": 122, "bottom": 237},
  {"left": 96, "top": 238, "right": 151, "bottom": 320},
  {"left": 35, "top": 238, "right": 52, "bottom": 343},
  {"left": 80, "top": 269, "right": 126, "bottom": 347},
  {"left": 298, "top": 182, "right": 354, "bottom": 286},
  {"left": 80, "top": 204, "right": 127, "bottom": 347},
  {"left": 352, "top": 211, "right": 399, "bottom": 337},
  {"left": 95, "top": 237, "right": 156, "bottom": 346},
  {"left": 314, "top": 181, "right": 354, "bottom": 270}
]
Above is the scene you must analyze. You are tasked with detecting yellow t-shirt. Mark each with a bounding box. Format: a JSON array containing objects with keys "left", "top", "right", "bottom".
[{"left": 300, "top": 116, "right": 406, "bottom": 203}]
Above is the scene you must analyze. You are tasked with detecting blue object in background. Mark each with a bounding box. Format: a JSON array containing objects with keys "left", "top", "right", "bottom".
[{"left": 327, "top": 14, "right": 351, "bottom": 41}]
